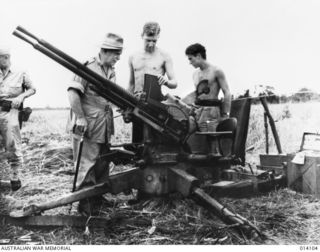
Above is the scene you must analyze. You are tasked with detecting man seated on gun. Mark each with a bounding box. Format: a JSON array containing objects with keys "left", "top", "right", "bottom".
[
  {"left": 128, "top": 21, "right": 177, "bottom": 142},
  {"left": 67, "top": 33, "right": 123, "bottom": 216},
  {"left": 0, "top": 47, "right": 36, "bottom": 191},
  {"left": 185, "top": 43, "right": 231, "bottom": 154}
]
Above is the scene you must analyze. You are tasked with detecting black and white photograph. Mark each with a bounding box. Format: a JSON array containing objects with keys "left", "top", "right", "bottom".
[{"left": 1, "top": 0, "right": 320, "bottom": 248}]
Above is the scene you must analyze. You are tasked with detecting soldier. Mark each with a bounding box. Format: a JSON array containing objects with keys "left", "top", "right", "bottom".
[
  {"left": 0, "top": 47, "right": 36, "bottom": 191},
  {"left": 185, "top": 43, "right": 231, "bottom": 153},
  {"left": 128, "top": 21, "right": 177, "bottom": 142},
  {"left": 128, "top": 21, "right": 177, "bottom": 95},
  {"left": 67, "top": 33, "right": 123, "bottom": 216}
]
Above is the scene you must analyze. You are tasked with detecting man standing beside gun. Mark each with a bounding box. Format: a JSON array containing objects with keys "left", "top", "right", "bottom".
[
  {"left": 67, "top": 34, "right": 123, "bottom": 216},
  {"left": 0, "top": 47, "right": 36, "bottom": 191},
  {"left": 128, "top": 21, "right": 177, "bottom": 142},
  {"left": 128, "top": 21, "right": 177, "bottom": 95},
  {"left": 185, "top": 43, "right": 231, "bottom": 154}
]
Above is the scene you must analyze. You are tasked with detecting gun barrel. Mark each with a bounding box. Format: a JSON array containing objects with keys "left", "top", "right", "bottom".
[
  {"left": 13, "top": 27, "right": 187, "bottom": 142},
  {"left": 16, "top": 27, "right": 139, "bottom": 109},
  {"left": 193, "top": 187, "right": 262, "bottom": 238},
  {"left": 13, "top": 30, "right": 133, "bottom": 110}
]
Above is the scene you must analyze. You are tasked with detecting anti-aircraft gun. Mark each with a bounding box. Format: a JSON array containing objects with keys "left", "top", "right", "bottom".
[{"left": 9, "top": 26, "right": 286, "bottom": 238}]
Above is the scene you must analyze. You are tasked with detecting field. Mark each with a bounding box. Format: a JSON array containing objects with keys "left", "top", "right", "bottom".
[{"left": 1, "top": 101, "right": 320, "bottom": 245}]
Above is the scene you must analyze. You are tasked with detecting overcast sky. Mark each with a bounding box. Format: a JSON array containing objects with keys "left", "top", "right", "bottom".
[{"left": 1, "top": 0, "right": 320, "bottom": 107}]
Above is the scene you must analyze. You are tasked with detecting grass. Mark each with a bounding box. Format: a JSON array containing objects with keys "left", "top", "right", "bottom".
[
  {"left": 246, "top": 101, "right": 320, "bottom": 164},
  {"left": 1, "top": 101, "right": 320, "bottom": 245}
]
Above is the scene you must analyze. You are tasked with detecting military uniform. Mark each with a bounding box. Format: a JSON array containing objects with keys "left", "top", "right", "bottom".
[
  {"left": 0, "top": 69, "right": 33, "bottom": 182},
  {"left": 67, "top": 56, "right": 115, "bottom": 189}
]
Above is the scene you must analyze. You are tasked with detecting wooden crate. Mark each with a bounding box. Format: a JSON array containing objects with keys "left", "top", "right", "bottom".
[
  {"left": 259, "top": 154, "right": 289, "bottom": 175},
  {"left": 287, "top": 154, "right": 320, "bottom": 198},
  {"left": 259, "top": 154, "right": 289, "bottom": 167}
]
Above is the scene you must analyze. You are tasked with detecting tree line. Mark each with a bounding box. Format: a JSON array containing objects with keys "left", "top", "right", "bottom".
[{"left": 236, "top": 87, "right": 320, "bottom": 104}]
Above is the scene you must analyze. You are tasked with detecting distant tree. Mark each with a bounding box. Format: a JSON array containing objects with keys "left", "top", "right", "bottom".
[
  {"left": 291, "top": 87, "right": 316, "bottom": 103},
  {"left": 279, "top": 94, "right": 289, "bottom": 103},
  {"left": 263, "top": 86, "right": 279, "bottom": 103},
  {"left": 251, "top": 85, "right": 280, "bottom": 104}
]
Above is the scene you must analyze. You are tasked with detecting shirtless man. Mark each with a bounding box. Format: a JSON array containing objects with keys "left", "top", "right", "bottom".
[
  {"left": 185, "top": 43, "right": 231, "bottom": 133},
  {"left": 128, "top": 21, "right": 177, "bottom": 97},
  {"left": 128, "top": 22, "right": 177, "bottom": 142}
]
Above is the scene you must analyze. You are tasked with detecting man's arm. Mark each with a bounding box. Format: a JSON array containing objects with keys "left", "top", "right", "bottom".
[
  {"left": 216, "top": 70, "right": 231, "bottom": 117},
  {"left": 127, "top": 56, "right": 135, "bottom": 94},
  {"left": 68, "top": 88, "right": 87, "bottom": 132},
  {"left": 182, "top": 90, "right": 197, "bottom": 105},
  {"left": 11, "top": 72, "right": 36, "bottom": 109},
  {"left": 160, "top": 53, "right": 177, "bottom": 89}
]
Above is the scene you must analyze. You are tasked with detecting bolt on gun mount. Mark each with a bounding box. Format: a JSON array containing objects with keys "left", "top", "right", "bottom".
[{"left": 12, "top": 26, "right": 188, "bottom": 142}]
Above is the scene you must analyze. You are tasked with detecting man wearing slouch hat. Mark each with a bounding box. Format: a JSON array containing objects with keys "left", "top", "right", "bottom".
[
  {"left": 0, "top": 47, "right": 36, "bottom": 191},
  {"left": 67, "top": 33, "right": 123, "bottom": 216}
]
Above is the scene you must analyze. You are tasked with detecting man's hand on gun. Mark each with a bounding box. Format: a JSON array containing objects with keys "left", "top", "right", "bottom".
[
  {"left": 11, "top": 96, "right": 24, "bottom": 109},
  {"left": 74, "top": 117, "right": 88, "bottom": 135},
  {"left": 157, "top": 74, "right": 169, "bottom": 86}
]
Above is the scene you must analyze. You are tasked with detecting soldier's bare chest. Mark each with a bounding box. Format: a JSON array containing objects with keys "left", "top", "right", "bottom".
[
  {"left": 132, "top": 54, "right": 165, "bottom": 72},
  {"left": 195, "top": 69, "right": 217, "bottom": 84}
]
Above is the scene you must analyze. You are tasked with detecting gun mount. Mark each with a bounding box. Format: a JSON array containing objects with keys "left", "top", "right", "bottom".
[{"left": 9, "top": 26, "right": 287, "bottom": 239}]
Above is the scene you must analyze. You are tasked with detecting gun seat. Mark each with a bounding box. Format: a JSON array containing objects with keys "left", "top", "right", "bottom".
[
  {"left": 195, "top": 118, "right": 237, "bottom": 157},
  {"left": 187, "top": 98, "right": 251, "bottom": 164}
]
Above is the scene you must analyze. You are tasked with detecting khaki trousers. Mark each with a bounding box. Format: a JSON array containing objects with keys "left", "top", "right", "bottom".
[
  {"left": 72, "top": 136, "right": 110, "bottom": 190},
  {"left": 0, "top": 109, "right": 23, "bottom": 181}
]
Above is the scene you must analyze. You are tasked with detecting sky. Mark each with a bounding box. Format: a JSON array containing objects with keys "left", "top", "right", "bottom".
[{"left": 1, "top": 0, "right": 320, "bottom": 108}]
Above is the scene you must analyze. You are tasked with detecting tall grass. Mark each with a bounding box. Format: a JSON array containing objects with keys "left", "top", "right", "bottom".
[
  {"left": 24, "top": 110, "right": 70, "bottom": 136},
  {"left": 246, "top": 101, "right": 320, "bottom": 163},
  {"left": 22, "top": 109, "right": 132, "bottom": 145}
]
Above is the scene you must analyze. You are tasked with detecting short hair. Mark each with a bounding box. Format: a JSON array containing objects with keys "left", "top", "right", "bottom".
[
  {"left": 142, "top": 22, "right": 161, "bottom": 36},
  {"left": 185, "top": 43, "right": 206, "bottom": 60}
]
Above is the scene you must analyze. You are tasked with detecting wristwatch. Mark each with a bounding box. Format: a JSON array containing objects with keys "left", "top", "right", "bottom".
[{"left": 222, "top": 112, "right": 229, "bottom": 117}]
